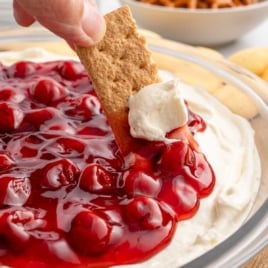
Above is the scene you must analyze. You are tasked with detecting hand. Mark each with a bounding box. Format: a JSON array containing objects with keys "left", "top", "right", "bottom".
[{"left": 13, "top": 0, "right": 106, "bottom": 47}]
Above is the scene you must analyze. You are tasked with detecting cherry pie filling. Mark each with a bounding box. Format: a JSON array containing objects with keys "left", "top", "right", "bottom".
[{"left": 0, "top": 60, "right": 215, "bottom": 267}]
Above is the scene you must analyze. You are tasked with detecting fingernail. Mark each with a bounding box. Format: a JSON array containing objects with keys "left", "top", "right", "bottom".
[{"left": 81, "top": 4, "right": 106, "bottom": 44}]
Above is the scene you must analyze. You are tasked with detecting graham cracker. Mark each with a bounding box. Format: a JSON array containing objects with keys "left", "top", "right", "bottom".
[{"left": 75, "top": 6, "right": 159, "bottom": 155}]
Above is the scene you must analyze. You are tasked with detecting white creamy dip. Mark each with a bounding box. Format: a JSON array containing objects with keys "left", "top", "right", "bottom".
[
  {"left": 128, "top": 79, "right": 188, "bottom": 142},
  {"left": 0, "top": 49, "right": 261, "bottom": 268}
]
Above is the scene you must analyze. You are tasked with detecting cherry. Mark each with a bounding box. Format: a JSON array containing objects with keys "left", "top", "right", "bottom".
[
  {"left": 20, "top": 145, "right": 38, "bottom": 158},
  {"left": 182, "top": 150, "right": 215, "bottom": 197},
  {"left": 69, "top": 210, "right": 112, "bottom": 256},
  {"left": 123, "top": 197, "right": 165, "bottom": 231},
  {"left": 8, "top": 61, "right": 38, "bottom": 78},
  {"left": 40, "top": 158, "right": 80, "bottom": 189},
  {"left": 62, "top": 94, "right": 101, "bottom": 121},
  {"left": 79, "top": 163, "right": 113, "bottom": 194},
  {"left": 0, "top": 208, "right": 45, "bottom": 252},
  {"left": 0, "top": 102, "right": 24, "bottom": 132},
  {"left": 59, "top": 61, "right": 87, "bottom": 80},
  {"left": 0, "top": 88, "right": 24, "bottom": 103},
  {"left": 30, "top": 78, "right": 67, "bottom": 105},
  {"left": 51, "top": 137, "right": 85, "bottom": 156},
  {"left": 123, "top": 169, "right": 160, "bottom": 197},
  {"left": 0, "top": 154, "right": 14, "bottom": 171},
  {"left": 159, "top": 177, "right": 199, "bottom": 221},
  {"left": 0, "top": 176, "right": 31, "bottom": 206},
  {"left": 0, "top": 212, "right": 30, "bottom": 252},
  {"left": 158, "top": 141, "right": 215, "bottom": 196},
  {"left": 0, "top": 88, "right": 13, "bottom": 101},
  {"left": 158, "top": 140, "right": 189, "bottom": 173},
  {"left": 24, "top": 107, "right": 57, "bottom": 130}
]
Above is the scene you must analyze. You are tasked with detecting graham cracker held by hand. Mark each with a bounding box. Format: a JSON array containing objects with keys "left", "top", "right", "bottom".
[{"left": 75, "top": 6, "right": 159, "bottom": 155}]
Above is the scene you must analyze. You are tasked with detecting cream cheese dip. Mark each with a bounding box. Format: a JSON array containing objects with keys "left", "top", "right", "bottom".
[{"left": 0, "top": 49, "right": 261, "bottom": 267}]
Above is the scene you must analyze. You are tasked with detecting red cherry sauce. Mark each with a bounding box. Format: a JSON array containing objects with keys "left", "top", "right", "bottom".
[{"left": 0, "top": 60, "right": 215, "bottom": 267}]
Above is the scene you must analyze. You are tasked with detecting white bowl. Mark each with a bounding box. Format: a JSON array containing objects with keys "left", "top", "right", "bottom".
[{"left": 120, "top": 0, "right": 268, "bottom": 46}]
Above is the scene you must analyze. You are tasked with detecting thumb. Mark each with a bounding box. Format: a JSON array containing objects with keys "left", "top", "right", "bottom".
[{"left": 13, "top": 0, "right": 106, "bottom": 47}]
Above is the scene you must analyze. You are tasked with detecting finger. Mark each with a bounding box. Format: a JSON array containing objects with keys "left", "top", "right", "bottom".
[
  {"left": 13, "top": 0, "right": 36, "bottom": 27},
  {"left": 14, "top": 0, "right": 106, "bottom": 47}
]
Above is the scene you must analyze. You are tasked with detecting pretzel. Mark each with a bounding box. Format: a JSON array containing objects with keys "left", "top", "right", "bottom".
[{"left": 139, "top": 0, "right": 258, "bottom": 8}]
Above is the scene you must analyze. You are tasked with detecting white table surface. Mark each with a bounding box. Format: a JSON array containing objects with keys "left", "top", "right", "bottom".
[{"left": 0, "top": 0, "right": 268, "bottom": 57}]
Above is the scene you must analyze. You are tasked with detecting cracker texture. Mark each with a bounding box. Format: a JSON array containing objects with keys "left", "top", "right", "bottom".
[{"left": 76, "top": 6, "right": 159, "bottom": 154}]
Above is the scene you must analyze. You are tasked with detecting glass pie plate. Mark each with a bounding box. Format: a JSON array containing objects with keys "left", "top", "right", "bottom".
[{"left": 0, "top": 26, "right": 267, "bottom": 268}]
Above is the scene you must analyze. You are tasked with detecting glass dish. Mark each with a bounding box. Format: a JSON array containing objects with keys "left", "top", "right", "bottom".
[{"left": 0, "top": 27, "right": 267, "bottom": 267}]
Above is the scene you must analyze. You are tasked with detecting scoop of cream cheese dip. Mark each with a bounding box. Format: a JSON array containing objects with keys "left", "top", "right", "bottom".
[
  {"left": 0, "top": 49, "right": 261, "bottom": 268},
  {"left": 128, "top": 79, "right": 188, "bottom": 142}
]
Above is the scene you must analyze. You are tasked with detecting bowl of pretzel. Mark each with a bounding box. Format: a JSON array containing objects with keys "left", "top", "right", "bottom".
[{"left": 120, "top": 0, "right": 268, "bottom": 46}]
